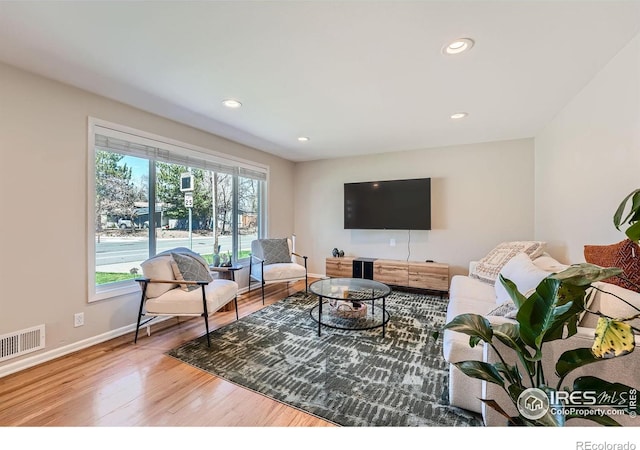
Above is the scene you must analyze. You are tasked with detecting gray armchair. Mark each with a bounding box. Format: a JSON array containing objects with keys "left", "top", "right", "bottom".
[{"left": 248, "top": 238, "right": 308, "bottom": 304}]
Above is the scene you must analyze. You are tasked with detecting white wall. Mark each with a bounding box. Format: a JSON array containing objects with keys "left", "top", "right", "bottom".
[
  {"left": 534, "top": 32, "right": 640, "bottom": 263},
  {"left": 293, "top": 139, "right": 535, "bottom": 278},
  {"left": 0, "top": 62, "right": 295, "bottom": 374}
]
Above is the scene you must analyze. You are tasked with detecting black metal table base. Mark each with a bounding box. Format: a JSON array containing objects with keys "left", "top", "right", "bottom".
[{"left": 309, "top": 295, "right": 390, "bottom": 337}]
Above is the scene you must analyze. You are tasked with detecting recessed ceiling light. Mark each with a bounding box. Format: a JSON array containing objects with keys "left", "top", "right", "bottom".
[
  {"left": 443, "top": 38, "right": 474, "bottom": 55},
  {"left": 297, "top": 136, "right": 310, "bottom": 142},
  {"left": 222, "top": 99, "right": 242, "bottom": 108},
  {"left": 450, "top": 112, "right": 468, "bottom": 120}
]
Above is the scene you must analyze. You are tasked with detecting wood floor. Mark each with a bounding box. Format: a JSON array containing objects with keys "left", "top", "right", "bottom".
[{"left": 0, "top": 279, "right": 334, "bottom": 427}]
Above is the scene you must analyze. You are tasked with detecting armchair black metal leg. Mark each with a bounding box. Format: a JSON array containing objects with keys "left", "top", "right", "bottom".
[
  {"left": 134, "top": 281, "right": 148, "bottom": 344},
  {"left": 248, "top": 256, "right": 253, "bottom": 295},
  {"left": 201, "top": 284, "right": 211, "bottom": 347},
  {"left": 261, "top": 263, "right": 265, "bottom": 304},
  {"left": 303, "top": 256, "right": 308, "bottom": 293},
  {"left": 234, "top": 296, "right": 239, "bottom": 320}
]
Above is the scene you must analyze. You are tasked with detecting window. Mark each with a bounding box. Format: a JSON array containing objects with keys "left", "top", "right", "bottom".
[{"left": 88, "top": 119, "right": 267, "bottom": 301}]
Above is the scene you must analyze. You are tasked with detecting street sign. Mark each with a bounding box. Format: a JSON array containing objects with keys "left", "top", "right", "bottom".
[
  {"left": 184, "top": 192, "right": 193, "bottom": 208},
  {"left": 180, "top": 172, "right": 194, "bottom": 192}
]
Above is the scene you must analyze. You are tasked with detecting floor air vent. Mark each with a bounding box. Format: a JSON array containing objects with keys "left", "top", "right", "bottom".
[{"left": 0, "top": 325, "right": 46, "bottom": 362}]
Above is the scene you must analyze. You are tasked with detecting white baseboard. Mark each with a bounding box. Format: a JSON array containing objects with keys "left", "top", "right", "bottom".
[
  {"left": 0, "top": 316, "right": 172, "bottom": 379},
  {"left": 0, "top": 282, "right": 321, "bottom": 379}
]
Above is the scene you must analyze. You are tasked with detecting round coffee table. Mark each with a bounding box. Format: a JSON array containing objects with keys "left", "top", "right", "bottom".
[{"left": 309, "top": 277, "right": 392, "bottom": 337}]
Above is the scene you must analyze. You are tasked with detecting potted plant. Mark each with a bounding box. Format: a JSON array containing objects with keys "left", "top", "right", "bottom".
[{"left": 444, "top": 190, "right": 640, "bottom": 426}]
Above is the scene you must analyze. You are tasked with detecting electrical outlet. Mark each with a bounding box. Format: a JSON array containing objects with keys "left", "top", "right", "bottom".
[
  {"left": 74, "top": 312, "right": 84, "bottom": 328},
  {"left": 390, "top": 238, "right": 396, "bottom": 247}
]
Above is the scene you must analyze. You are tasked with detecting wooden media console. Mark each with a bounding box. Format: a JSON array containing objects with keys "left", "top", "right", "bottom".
[{"left": 325, "top": 256, "right": 449, "bottom": 293}]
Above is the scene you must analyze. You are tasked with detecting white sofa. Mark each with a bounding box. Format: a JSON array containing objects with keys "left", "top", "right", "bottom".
[{"left": 443, "top": 252, "right": 640, "bottom": 426}]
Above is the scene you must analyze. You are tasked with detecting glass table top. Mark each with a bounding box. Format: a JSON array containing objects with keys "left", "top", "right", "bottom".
[{"left": 309, "top": 277, "right": 391, "bottom": 301}]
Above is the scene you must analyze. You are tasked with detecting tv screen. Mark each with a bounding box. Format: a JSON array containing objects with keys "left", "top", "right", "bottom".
[{"left": 344, "top": 178, "right": 431, "bottom": 230}]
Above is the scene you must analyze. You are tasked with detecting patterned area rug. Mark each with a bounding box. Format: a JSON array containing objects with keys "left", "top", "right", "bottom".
[{"left": 167, "top": 290, "right": 483, "bottom": 427}]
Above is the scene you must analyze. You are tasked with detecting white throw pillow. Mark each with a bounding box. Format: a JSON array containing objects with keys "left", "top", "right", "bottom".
[
  {"left": 470, "top": 240, "right": 546, "bottom": 286},
  {"left": 494, "top": 252, "right": 552, "bottom": 305}
]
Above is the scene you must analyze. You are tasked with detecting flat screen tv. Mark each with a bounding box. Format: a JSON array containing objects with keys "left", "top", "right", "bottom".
[{"left": 344, "top": 178, "right": 431, "bottom": 230}]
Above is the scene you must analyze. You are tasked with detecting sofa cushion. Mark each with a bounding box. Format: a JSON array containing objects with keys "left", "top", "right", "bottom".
[
  {"left": 584, "top": 239, "right": 640, "bottom": 293},
  {"left": 591, "top": 281, "right": 640, "bottom": 334},
  {"left": 260, "top": 262, "right": 306, "bottom": 282},
  {"left": 170, "top": 252, "right": 213, "bottom": 291},
  {"left": 445, "top": 294, "right": 497, "bottom": 323},
  {"left": 494, "top": 252, "right": 552, "bottom": 305},
  {"left": 140, "top": 255, "right": 178, "bottom": 298},
  {"left": 470, "top": 241, "right": 545, "bottom": 285},
  {"left": 449, "top": 274, "right": 497, "bottom": 305}
]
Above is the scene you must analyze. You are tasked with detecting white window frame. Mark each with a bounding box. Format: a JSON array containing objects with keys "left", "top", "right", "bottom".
[{"left": 87, "top": 117, "right": 269, "bottom": 302}]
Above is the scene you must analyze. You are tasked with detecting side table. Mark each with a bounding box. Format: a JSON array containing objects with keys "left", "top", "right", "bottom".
[
  {"left": 209, "top": 264, "right": 243, "bottom": 282},
  {"left": 209, "top": 265, "right": 243, "bottom": 311}
]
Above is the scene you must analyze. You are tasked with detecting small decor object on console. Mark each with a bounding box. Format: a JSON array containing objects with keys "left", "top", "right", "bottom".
[
  {"left": 332, "top": 248, "right": 339, "bottom": 257},
  {"left": 339, "top": 250, "right": 345, "bottom": 257}
]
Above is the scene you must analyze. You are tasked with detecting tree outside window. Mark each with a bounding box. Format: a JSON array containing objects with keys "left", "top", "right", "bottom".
[{"left": 94, "top": 150, "right": 262, "bottom": 286}]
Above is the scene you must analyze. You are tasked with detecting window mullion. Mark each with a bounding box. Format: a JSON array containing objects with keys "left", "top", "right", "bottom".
[
  {"left": 148, "top": 160, "right": 157, "bottom": 257},
  {"left": 232, "top": 173, "right": 239, "bottom": 263}
]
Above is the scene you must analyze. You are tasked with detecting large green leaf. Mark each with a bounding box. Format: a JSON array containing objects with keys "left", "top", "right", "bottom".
[
  {"left": 499, "top": 275, "right": 528, "bottom": 308},
  {"left": 503, "top": 271, "right": 590, "bottom": 345},
  {"left": 453, "top": 361, "right": 505, "bottom": 387},
  {"left": 516, "top": 277, "right": 563, "bottom": 352},
  {"left": 552, "top": 263, "right": 622, "bottom": 286},
  {"left": 492, "top": 322, "right": 523, "bottom": 349},
  {"left": 543, "top": 282, "right": 589, "bottom": 342},
  {"left": 493, "top": 323, "right": 535, "bottom": 377},
  {"left": 492, "top": 361, "right": 523, "bottom": 386},
  {"left": 443, "top": 313, "right": 493, "bottom": 343},
  {"left": 555, "top": 347, "right": 601, "bottom": 382}
]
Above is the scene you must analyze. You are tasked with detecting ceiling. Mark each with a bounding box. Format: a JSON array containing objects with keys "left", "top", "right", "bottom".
[{"left": 1, "top": 1, "right": 639, "bottom": 162}]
